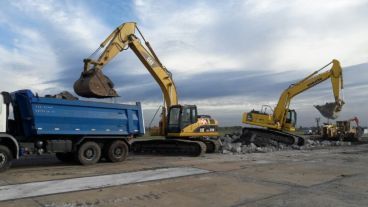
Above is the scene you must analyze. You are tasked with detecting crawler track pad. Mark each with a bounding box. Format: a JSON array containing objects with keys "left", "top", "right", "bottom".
[{"left": 131, "top": 139, "right": 206, "bottom": 157}]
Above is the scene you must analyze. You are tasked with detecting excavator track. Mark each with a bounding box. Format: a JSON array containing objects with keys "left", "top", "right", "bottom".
[
  {"left": 131, "top": 139, "right": 207, "bottom": 157},
  {"left": 238, "top": 127, "right": 304, "bottom": 147},
  {"left": 193, "top": 138, "right": 221, "bottom": 153}
]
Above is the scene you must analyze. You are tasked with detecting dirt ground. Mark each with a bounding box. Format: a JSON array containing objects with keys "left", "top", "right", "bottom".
[{"left": 1, "top": 143, "right": 368, "bottom": 207}]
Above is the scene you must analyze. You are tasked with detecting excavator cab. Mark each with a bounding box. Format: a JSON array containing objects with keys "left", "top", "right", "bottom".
[
  {"left": 167, "top": 105, "right": 197, "bottom": 133},
  {"left": 285, "top": 109, "right": 297, "bottom": 131},
  {"left": 285, "top": 109, "right": 297, "bottom": 128}
]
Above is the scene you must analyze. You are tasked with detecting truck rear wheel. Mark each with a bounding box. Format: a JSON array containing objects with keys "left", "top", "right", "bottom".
[
  {"left": 106, "top": 141, "right": 128, "bottom": 163},
  {"left": 77, "top": 142, "right": 101, "bottom": 165},
  {"left": 0, "top": 145, "right": 12, "bottom": 172}
]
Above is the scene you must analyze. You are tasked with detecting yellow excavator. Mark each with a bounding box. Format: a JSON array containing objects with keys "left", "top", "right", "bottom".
[
  {"left": 241, "top": 59, "right": 344, "bottom": 145},
  {"left": 74, "top": 22, "right": 219, "bottom": 156}
]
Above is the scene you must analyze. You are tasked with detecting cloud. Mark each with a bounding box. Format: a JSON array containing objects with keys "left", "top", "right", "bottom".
[
  {"left": 0, "top": 22, "right": 59, "bottom": 92},
  {"left": 0, "top": 0, "right": 114, "bottom": 93},
  {"left": 104, "top": 61, "right": 368, "bottom": 127},
  {"left": 133, "top": 0, "right": 368, "bottom": 72},
  {"left": 0, "top": 0, "right": 367, "bottom": 127}
]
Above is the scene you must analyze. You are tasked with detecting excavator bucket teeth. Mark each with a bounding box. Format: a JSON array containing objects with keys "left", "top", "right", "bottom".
[
  {"left": 314, "top": 102, "right": 342, "bottom": 119},
  {"left": 73, "top": 69, "right": 118, "bottom": 98}
]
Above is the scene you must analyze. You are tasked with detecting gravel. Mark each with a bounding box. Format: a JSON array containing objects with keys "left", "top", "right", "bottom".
[{"left": 219, "top": 133, "right": 352, "bottom": 154}]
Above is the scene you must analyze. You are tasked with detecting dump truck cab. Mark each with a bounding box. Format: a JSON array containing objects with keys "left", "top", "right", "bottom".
[
  {"left": 0, "top": 93, "right": 7, "bottom": 133},
  {"left": 0, "top": 92, "right": 20, "bottom": 172}
]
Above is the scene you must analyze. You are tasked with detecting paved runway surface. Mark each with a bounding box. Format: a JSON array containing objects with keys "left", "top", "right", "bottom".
[
  {"left": 0, "top": 167, "right": 209, "bottom": 201},
  {"left": 1, "top": 144, "right": 368, "bottom": 207}
]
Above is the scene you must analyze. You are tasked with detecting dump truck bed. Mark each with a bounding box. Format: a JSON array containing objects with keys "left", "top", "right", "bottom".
[{"left": 11, "top": 90, "right": 144, "bottom": 138}]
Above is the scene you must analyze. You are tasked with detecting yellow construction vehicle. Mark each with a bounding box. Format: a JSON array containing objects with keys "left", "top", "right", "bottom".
[
  {"left": 322, "top": 117, "right": 364, "bottom": 141},
  {"left": 241, "top": 60, "right": 344, "bottom": 145},
  {"left": 74, "top": 22, "right": 219, "bottom": 156}
]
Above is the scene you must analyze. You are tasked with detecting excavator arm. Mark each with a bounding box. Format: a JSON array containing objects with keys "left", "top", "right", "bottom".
[
  {"left": 273, "top": 59, "right": 344, "bottom": 126},
  {"left": 74, "top": 22, "right": 182, "bottom": 136},
  {"left": 74, "top": 22, "right": 178, "bottom": 107},
  {"left": 83, "top": 22, "right": 135, "bottom": 72}
]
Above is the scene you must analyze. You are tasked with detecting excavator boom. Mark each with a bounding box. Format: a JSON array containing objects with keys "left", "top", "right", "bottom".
[{"left": 74, "top": 22, "right": 178, "bottom": 107}]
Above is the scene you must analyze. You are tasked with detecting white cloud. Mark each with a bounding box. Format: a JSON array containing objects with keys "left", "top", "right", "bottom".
[
  {"left": 0, "top": 25, "right": 59, "bottom": 92},
  {"left": 133, "top": 0, "right": 368, "bottom": 73},
  {"left": 10, "top": 0, "right": 110, "bottom": 51},
  {"left": 133, "top": 0, "right": 244, "bottom": 75},
  {"left": 0, "top": 0, "right": 112, "bottom": 94},
  {"left": 0, "top": 0, "right": 367, "bottom": 127}
]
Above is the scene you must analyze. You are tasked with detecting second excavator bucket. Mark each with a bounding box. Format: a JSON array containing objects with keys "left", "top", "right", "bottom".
[
  {"left": 314, "top": 102, "right": 343, "bottom": 119},
  {"left": 73, "top": 69, "right": 118, "bottom": 98}
]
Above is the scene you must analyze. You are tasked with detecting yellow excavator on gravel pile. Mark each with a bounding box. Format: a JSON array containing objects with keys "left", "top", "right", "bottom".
[
  {"left": 241, "top": 60, "right": 344, "bottom": 146},
  {"left": 74, "top": 22, "right": 219, "bottom": 156}
]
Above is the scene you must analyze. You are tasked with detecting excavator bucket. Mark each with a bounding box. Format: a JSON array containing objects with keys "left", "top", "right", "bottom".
[
  {"left": 314, "top": 102, "right": 343, "bottom": 119},
  {"left": 73, "top": 69, "right": 118, "bottom": 98}
]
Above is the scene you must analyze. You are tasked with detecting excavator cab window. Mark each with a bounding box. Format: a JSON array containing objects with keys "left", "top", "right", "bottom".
[
  {"left": 191, "top": 107, "right": 197, "bottom": 123},
  {"left": 286, "top": 109, "right": 297, "bottom": 127},
  {"left": 167, "top": 106, "right": 181, "bottom": 133},
  {"left": 167, "top": 105, "right": 198, "bottom": 133},
  {"left": 181, "top": 107, "right": 191, "bottom": 129},
  {"left": 181, "top": 105, "right": 197, "bottom": 129}
]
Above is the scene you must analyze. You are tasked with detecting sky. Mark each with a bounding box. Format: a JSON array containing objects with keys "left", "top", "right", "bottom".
[{"left": 0, "top": 0, "right": 367, "bottom": 127}]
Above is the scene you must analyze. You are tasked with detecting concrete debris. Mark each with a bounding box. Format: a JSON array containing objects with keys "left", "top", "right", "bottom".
[
  {"left": 45, "top": 91, "right": 79, "bottom": 100},
  {"left": 220, "top": 133, "right": 352, "bottom": 154},
  {"left": 231, "top": 142, "right": 242, "bottom": 153}
]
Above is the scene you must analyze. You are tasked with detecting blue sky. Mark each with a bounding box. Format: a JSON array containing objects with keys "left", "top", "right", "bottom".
[{"left": 0, "top": 0, "right": 367, "bottom": 127}]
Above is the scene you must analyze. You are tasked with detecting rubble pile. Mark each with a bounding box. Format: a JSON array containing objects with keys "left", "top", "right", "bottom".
[{"left": 219, "top": 133, "right": 352, "bottom": 154}]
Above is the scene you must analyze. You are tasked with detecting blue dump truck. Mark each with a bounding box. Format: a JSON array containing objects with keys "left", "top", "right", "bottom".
[{"left": 0, "top": 90, "right": 144, "bottom": 172}]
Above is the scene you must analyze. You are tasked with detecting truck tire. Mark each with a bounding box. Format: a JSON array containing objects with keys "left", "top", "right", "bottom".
[
  {"left": 55, "top": 152, "right": 75, "bottom": 163},
  {"left": 0, "top": 145, "right": 12, "bottom": 172},
  {"left": 77, "top": 142, "right": 101, "bottom": 165},
  {"left": 106, "top": 141, "right": 128, "bottom": 163}
]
